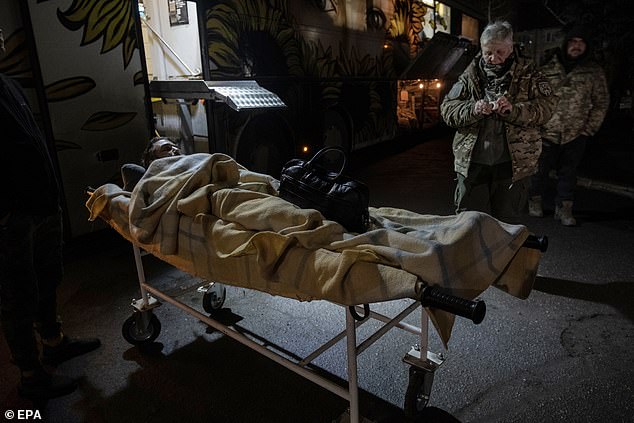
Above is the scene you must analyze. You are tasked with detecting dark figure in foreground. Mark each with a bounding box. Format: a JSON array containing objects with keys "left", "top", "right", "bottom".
[
  {"left": 528, "top": 24, "right": 609, "bottom": 226},
  {"left": 0, "top": 27, "right": 100, "bottom": 400},
  {"left": 441, "top": 21, "right": 556, "bottom": 223}
]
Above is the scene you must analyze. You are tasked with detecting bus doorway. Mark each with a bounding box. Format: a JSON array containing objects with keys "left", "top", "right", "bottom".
[{"left": 136, "top": 0, "right": 291, "bottom": 176}]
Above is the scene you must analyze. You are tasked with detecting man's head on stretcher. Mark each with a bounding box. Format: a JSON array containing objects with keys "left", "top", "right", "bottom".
[
  {"left": 121, "top": 137, "right": 182, "bottom": 191},
  {"left": 141, "top": 137, "right": 181, "bottom": 168}
]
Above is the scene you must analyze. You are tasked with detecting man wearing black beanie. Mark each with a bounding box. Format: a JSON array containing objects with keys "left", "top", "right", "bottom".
[{"left": 528, "top": 23, "right": 609, "bottom": 225}]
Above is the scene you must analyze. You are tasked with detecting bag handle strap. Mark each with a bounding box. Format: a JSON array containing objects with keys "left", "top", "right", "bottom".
[{"left": 307, "top": 147, "right": 347, "bottom": 178}]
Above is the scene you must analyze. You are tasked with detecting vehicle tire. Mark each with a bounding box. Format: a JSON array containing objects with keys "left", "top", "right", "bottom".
[
  {"left": 202, "top": 283, "right": 226, "bottom": 313},
  {"left": 122, "top": 313, "right": 161, "bottom": 346}
]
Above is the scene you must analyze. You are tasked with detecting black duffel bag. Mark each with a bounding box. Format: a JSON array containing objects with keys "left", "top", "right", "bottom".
[{"left": 279, "top": 147, "right": 370, "bottom": 233}]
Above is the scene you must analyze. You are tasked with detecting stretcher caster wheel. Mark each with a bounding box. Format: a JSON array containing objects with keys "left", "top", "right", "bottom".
[
  {"left": 404, "top": 367, "right": 435, "bottom": 419},
  {"left": 202, "top": 282, "right": 226, "bottom": 313},
  {"left": 122, "top": 312, "right": 161, "bottom": 345}
]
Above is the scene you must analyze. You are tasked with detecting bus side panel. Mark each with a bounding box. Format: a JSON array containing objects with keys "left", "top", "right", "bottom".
[{"left": 201, "top": 0, "right": 404, "bottom": 163}]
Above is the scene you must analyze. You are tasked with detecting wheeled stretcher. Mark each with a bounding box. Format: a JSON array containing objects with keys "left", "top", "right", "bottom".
[{"left": 86, "top": 153, "right": 546, "bottom": 422}]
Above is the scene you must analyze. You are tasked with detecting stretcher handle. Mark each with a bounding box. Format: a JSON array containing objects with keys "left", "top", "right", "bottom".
[
  {"left": 523, "top": 234, "right": 548, "bottom": 252},
  {"left": 348, "top": 304, "right": 370, "bottom": 321},
  {"left": 420, "top": 286, "right": 486, "bottom": 324}
]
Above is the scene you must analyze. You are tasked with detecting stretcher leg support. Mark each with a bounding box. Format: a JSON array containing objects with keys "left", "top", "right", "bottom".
[
  {"left": 346, "top": 308, "right": 360, "bottom": 423},
  {"left": 126, "top": 243, "right": 448, "bottom": 423}
]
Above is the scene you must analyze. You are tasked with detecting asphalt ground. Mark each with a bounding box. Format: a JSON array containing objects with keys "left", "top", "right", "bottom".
[{"left": 1, "top": 128, "right": 633, "bottom": 422}]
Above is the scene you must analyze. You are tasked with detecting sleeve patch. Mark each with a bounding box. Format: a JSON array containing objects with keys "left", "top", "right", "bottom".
[
  {"left": 538, "top": 81, "right": 553, "bottom": 96},
  {"left": 447, "top": 82, "right": 465, "bottom": 100}
]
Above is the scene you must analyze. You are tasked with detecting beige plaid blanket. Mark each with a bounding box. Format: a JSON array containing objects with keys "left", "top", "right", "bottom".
[{"left": 86, "top": 153, "right": 540, "bottom": 345}]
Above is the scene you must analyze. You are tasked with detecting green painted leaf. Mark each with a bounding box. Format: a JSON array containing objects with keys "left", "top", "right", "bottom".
[
  {"left": 55, "top": 139, "right": 82, "bottom": 151},
  {"left": 81, "top": 111, "right": 137, "bottom": 131},
  {"left": 45, "top": 76, "right": 96, "bottom": 102}
]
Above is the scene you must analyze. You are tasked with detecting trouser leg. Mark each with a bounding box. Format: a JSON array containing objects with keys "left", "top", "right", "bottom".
[
  {"left": 0, "top": 213, "right": 41, "bottom": 370},
  {"left": 491, "top": 177, "right": 529, "bottom": 224},
  {"left": 455, "top": 163, "right": 522, "bottom": 223},
  {"left": 455, "top": 164, "right": 490, "bottom": 214},
  {"left": 488, "top": 163, "right": 526, "bottom": 224},
  {"left": 556, "top": 136, "right": 587, "bottom": 204},
  {"left": 33, "top": 211, "right": 64, "bottom": 340},
  {"left": 529, "top": 140, "right": 560, "bottom": 198}
]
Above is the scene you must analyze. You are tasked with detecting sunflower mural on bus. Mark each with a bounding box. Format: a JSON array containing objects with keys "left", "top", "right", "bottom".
[
  {"left": 0, "top": 27, "right": 96, "bottom": 151},
  {"left": 45, "top": 0, "right": 143, "bottom": 141},
  {"left": 387, "top": 0, "right": 428, "bottom": 59},
  {"left": 203, "top": 0, "right": 427, "bottom": 149},
  {"left": 57, "top": 0, "right": 138, "bottom": 69},
  {"left": 0, "top": 28, "right": 32, "bottom": 81}
]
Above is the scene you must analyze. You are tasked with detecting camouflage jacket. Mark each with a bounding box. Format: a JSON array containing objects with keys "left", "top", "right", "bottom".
[
  {"left": 540, "top": 54, "right": 609, "bottom": 144},
  {"left": 441, "top": 53, "right": 557, "bottom": 182}
]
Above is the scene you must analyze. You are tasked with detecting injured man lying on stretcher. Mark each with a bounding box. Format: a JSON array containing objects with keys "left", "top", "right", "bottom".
[{"left": 86, "top": 152, "right": 542, "bottom": 347}]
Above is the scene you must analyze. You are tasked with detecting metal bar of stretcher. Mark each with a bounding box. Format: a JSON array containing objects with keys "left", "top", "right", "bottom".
[
  {"left": 132, "top": 242, "right": 151, "bottom": 307},
  {"left": 354, "top": 305, "right": 423, "bottom": 336},
  {"left": 130, "top": 243, "right": 436, "bottom": 423},
  {"left": 299, "top": 303, "right": 423, "bottom": 367},
  {"left": 420, "top": 306, "right": 429, "bottom": 353},
  {"left": 139, "top": 280, "right": 353, "bottom": 400},
  {"left": 299, "top": 318, "right": 368, "bottom": 367},
  {"left": 346, "top": 310, "right": 360, "bottom": 423},
  {"left": 356, "top": 302, "right": 421, "bottom": 356}
]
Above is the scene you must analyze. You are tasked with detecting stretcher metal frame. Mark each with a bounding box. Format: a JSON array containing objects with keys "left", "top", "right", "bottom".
[
  {"left": 126, "top": 242, "right": 445, "bottom": 423},
  {"left": 85, "top": 179, "right": 546, "bottom": 421}
]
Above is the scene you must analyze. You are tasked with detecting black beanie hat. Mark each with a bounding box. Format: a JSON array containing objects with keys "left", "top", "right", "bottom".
[
  {"left": 565, "top": 23, "right": 591, "bottom": 44},
  {"left": 560, "top": 23, "right": 591, "bottom": 69}
]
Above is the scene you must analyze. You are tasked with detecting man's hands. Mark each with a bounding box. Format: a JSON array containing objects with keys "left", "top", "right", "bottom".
[
  {"left": 474, "top": 96, "right": 513, "bottom": 116},
  {"left": 474, "top": 99, "right": 493, "bottom": 115}
]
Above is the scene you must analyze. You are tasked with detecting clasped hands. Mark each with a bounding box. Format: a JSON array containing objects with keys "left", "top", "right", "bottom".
[{"left": 474, "top": 96, "right": 512, "bottom": 116}]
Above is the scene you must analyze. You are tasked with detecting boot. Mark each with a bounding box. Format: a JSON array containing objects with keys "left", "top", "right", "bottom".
[
  {"left": 41, "top": 335, "right": 101, "bottom": 366},
  {"left": 18, "top": 366, "right": 77, "bottom": 400},
  {"left": 555, "top": 201, "right": 576, "bottom": 226},
  {"left": 528, "top": 196, "right": 544, "bottom": 217}
]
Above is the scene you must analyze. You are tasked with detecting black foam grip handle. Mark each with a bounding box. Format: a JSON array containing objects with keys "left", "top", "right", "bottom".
[
  {"left": 420, "top": 286, "right": 486, "bottom": 324},
  {"left": 523, "top": 234, "right": 548, "bottom": 252}
]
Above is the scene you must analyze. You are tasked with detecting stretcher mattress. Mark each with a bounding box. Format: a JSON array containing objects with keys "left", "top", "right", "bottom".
[{"left": 86, "top": 153, "right": 541, "bottom": 345}]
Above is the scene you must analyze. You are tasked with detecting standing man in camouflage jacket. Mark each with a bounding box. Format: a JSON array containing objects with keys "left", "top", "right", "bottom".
[
  {"left": 528, "top": 25, "right": 609, "bottom": 226},
  {"left": 441, "top": 21, "right": 556, "bottom": 223}
]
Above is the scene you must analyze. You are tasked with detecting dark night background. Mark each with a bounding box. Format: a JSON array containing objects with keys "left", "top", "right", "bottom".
[
  {"left": 488, "top": 0, "right": 634, "bottom": 106},
  {"left": 472, "top": 0, "right": 634, "bottom": 186}
]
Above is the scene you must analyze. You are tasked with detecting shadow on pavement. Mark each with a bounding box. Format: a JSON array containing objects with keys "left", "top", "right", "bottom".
[
  {"left": 66, "top": 334, "right": 425, "bottom": 423},
  {"left": 534, "top": 277, "right": 634, "bottom": 322},
  {"left": 75, "top": 336, "right": 351, "bottom": 422}
]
